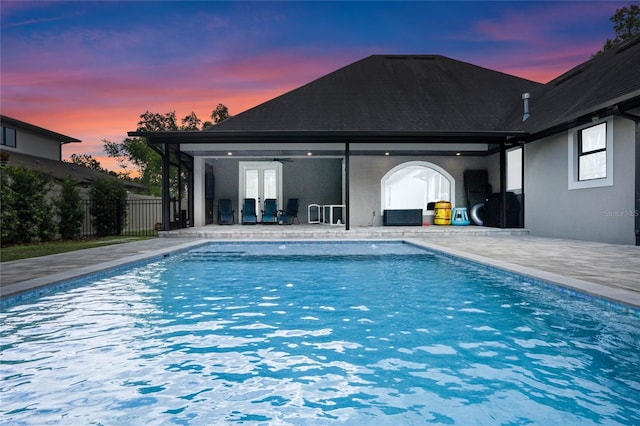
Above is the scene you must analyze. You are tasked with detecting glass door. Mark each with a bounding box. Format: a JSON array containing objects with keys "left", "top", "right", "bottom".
[{"left": 239, "top": 162, "right": 282, "bottom": 222}]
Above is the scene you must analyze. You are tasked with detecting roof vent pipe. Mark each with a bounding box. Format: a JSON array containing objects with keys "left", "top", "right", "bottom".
[{"left": 522, "top": 93, "right": 530, "bottom": 121}]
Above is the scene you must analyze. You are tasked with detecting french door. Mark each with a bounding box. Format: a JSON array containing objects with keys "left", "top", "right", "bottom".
[{"left": 239, "top": 161, "right": 282, "bottom": 221}]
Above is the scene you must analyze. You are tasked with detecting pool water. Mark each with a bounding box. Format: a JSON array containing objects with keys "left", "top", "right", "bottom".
[{"left": 1, "top": 241, "right": 639, "bottom": 425}]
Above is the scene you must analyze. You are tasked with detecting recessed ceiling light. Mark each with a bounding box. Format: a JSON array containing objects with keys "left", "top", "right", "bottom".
[
  {"left": 307, "top": 152, "right": 312, "bottom": 156},
  {"left": 384, "top": 152, "right": 390, "bottom": 156},
  {"left": 456, "top": 152, "right": 461, "bottom": 156},
  {"left": 227, "top": 152, "right": 233, "bottom": 156}
]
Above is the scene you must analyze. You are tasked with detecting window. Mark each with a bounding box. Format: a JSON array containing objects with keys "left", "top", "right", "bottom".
[
  {"left": 578, "top": 122, "right": 606, "bottom": 181},
  {"left": 381, "top": 161, "right": 455, "bottom": 214},
  {"left": 1, "top": 127, "right": 16, "bottom": 148},
  {"left": 568, "top": 117, "right": 613, "bottom": 190},
  {"left": 506, "top": 147, "right": 522, "bottom": 191}
]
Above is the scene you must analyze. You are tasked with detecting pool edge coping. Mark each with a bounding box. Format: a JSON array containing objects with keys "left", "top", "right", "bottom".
[
  {"left": 406, "top": 238, "right": 640, "bottom": 309},
  {"left": 0, "top": 240, "right": 208, "bottom": 299},
  {"left": 2, "top": 237, "right": 639, "bottom": 310}
]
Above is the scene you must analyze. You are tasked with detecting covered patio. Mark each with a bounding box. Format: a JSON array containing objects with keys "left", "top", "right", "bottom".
[{"left": 130, "top": 55, "right": 539, "bottom": 233}]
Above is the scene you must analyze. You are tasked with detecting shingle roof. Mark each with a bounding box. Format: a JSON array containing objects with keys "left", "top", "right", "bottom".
[
  {"left": 209, "top": 55, "right": 541, "bottom": 133},
  {"left": 0, "top": 150, "right": 143, "bottom": 190},
  {"left": 510, "top": 35, "right": 640, "bottom": 136}
]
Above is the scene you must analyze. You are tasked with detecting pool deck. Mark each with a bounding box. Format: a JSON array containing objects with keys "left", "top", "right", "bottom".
[{"left": 1, "top": 224, "right": 639, "bottom": 308}]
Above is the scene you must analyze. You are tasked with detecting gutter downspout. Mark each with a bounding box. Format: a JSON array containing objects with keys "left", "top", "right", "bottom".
[{"left": 613, "top": 106, "right": 640, "bottom": 246}]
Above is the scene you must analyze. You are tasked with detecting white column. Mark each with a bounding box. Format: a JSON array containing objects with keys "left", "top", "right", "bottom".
[{"left": 193, "top": 157, "right": 205, "bottom": 227}]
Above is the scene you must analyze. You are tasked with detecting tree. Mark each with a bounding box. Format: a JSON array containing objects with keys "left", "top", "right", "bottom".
[
  {"left": 68, "top": 153, "right": 107, "bottom": 172},
  {"left": 103, "top": 106, "right": 229, "bottom": 195},
  {"left": 203, "top": 104, "right": 231, "bottom": 129},
  {"left": 137, "top": 110, "right": 178, "bottom": 131},
  {"left": 103, "top": 136, "right": 162, "bottom": 195},
  {"left": 56, "top": 176, "right": 85, "bottom": 240},
  {"left": 211, "top": 103, "right": 230, "bottom": 124},
  {"left": 181, "top": 112, "right": 202, "bottom": 130},
  {"left": 601, "top": 4, "right": 640, "bottom": 51},
  {"left": 89, "top": 177, "right": 128, "bottom": 237}
]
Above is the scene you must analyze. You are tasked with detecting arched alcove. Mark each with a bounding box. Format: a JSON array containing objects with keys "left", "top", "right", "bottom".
[{"left": 380, "top": 161, "right": 455, "bottom": 214}]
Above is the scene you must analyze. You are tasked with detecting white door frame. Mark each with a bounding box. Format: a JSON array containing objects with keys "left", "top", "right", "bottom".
[{"left": 239, "top": 161, "right": 283, "bottom": 221}]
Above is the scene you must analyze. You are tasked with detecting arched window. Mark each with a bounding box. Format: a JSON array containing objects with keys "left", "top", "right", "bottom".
[{"left": 381, "top": 161, "right": 455, "bottom": 213}]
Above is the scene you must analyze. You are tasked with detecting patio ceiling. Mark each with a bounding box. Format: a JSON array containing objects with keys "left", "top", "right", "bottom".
[{"left": 129, "top": 129, "right": 527, "bottom": 158}]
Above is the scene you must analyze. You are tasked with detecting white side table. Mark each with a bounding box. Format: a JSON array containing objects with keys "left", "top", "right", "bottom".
[
  {"left": 308, "top": 204, "right": 320, "bottom": 224},
  {"left": 321, "top": 205, "right": 345, "bottom": 225}
]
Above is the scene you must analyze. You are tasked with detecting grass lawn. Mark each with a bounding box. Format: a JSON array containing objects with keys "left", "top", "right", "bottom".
[{"left": 0, "top": 236, "right": 155, "bottom": 262}]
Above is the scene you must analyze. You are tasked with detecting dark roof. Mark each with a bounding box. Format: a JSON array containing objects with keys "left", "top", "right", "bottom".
[
  {"left": 209, "top": 55, "right": 541, "bottom": 133},
  {"left": 510, "top": 35, "right": 640, "bottom": 137},
  {"left": 0, "top": 150, "right": 143, "bottom": 190},
  {"left": 133, "top": 44, "right": 640, "bottom": 147},
  {"left": 0, "top": 115, "right": 81, "bottom": 144}
]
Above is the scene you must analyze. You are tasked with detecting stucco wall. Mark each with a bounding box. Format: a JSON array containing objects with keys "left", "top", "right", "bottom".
[
  {"left": 348, "top": 155, "right": 496, "bottom": 227},
  {"left": 525, "top": 116, "right": 636, "bottom": 244},
  {"left": 282, "top": 158, "right": 343, "bottom": 223},
  {"left": 195, "top": 154, "right": 505, "bottom": 228},
  {"left": 201, "top": 158, "right": 343, "bottom": 224}
]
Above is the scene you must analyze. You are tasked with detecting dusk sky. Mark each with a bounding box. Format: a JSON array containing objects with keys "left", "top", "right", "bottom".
[{"left": 1, "top": 1, "right": 629, "bottom": 171}]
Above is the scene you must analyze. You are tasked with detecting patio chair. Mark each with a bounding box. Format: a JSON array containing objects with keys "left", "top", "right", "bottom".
[
  {"left": 241, "top": 198, "right": 257, "bottom": 225},
  {"left": 278, "top": 198, "right": 299, "bottom": 225},
  {"left": 261, "top": 198, "right": 278, "bottom": 224},
  {"left": 217, "top": 198, "right": 234, "bottom": 225}
]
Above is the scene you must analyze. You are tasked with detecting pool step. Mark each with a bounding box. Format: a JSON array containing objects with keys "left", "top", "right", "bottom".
[{"left": 160, "top": 225, "right": 530, "bottom": 240}]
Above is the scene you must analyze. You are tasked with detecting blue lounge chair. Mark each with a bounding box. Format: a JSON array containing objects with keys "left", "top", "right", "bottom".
[
  {"left": 262, "top": 199, "right": 278, "bottom": 224},
  {"left": 217, "top": 199, "right": 234, "bottom": 225},
  {"left": 241, "top": 198, "right": 257, "bottom": 225},
  {"left": 278, "top": 198, "right": 299, "bottom": 225}
]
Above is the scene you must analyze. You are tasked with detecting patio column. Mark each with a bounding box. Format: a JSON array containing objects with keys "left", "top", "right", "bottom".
[
  {"left": 345, "top": 142, "right": 350, "bottom": 231},
  {"left": 635, "top": 119, "right": 639, "bottom": 246},
  {"left": 499, "top": 141, "right": 507, "bottom": 228},
  {"left": 161, "top": 144, "right": 171, "bottom": 231},
  {"left": 520, "top": 142, "right": 525, "bottom": 229}
]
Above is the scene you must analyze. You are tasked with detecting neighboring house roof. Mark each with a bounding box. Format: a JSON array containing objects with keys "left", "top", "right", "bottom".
[
  {"left": 0, "top": 115, "right": 81, "bottom": 144},
  {"left": 0, "top": 150, "right": 144, "bottom": 191},
  {"left": 209, "top": 55, "right": 541, "bottom": 134},
  {"left": 510, "top": 35, "right": 640, "bottom": 138}
]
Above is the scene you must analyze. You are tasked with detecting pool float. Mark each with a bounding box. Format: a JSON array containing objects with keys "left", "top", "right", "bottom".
[{"left": 470, "top": 202, "right": 485, "bottom": 226}]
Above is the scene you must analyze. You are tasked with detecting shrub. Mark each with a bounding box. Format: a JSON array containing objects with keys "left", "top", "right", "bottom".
[
  {"left": 89, "top": 177, "right": 128, "bottom": 237},
  {"left": 0, "top": 165, "right": 55, "bottom": 245},
  {"left": 56, "top": 176, "right": 84, "bottom": 240},
  {"left": 0, "top": 166, "right": 18, "bottom": 244}
]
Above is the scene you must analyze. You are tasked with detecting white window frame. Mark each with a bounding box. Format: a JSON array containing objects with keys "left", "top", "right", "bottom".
[
  {"left": 568, "top": 117, "right": 613, "bottom": 190},
  {"left": 1, "top": 126, "right": 17, "bottom": 148}
]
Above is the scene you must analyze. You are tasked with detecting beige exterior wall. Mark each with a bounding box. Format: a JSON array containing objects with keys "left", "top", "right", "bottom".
[{"left": 1, "top": 125, "right": 62, "bottom": 161}]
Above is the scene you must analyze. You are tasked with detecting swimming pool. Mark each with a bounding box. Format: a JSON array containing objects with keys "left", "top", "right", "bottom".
[{"left": 1, "top": 241, "right": 639, "bottom": 424}]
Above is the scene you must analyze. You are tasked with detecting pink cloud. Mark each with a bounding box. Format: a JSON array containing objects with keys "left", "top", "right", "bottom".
[
  {"left": 3, "top": 1, "right": 626, "bottom": 171},
  {"left": 470, "top": 2, "right": 621, "bottom": 46},
  {"left": 479, "top": 42, "right": 603, "bottom": 83}
]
